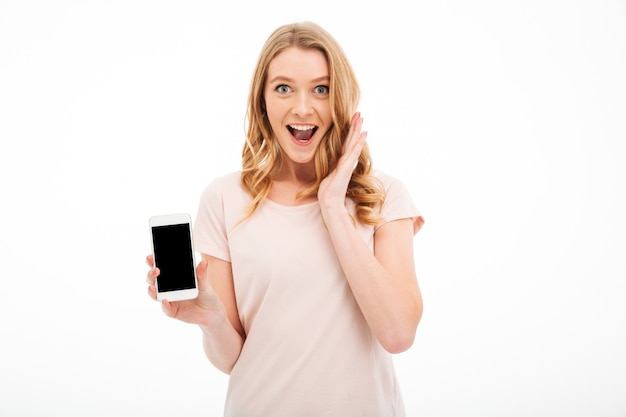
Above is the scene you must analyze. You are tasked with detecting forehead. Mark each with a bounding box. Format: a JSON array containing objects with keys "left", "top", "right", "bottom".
[{"left": 267, "top": 46, "right": 329, "bottom": 81}]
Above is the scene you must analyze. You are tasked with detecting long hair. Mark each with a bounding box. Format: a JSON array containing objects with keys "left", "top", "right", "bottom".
[{"left": 241, "top": 21, "right": 385, "bottom": 225}]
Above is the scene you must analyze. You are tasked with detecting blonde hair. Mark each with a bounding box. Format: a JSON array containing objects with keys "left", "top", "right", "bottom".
[{"left": 241, "top": 21, "right": 384, "bottom": 225}]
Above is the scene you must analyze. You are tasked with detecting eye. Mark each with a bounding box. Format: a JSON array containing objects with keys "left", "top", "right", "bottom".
[
  {"left": 276, "top": 84, "right": 291, "bottom": 94},
  {"left": 314, "top": 85, "right": 329, "bottom": 95}
]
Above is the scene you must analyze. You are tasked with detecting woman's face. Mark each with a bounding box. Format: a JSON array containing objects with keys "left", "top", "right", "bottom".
[{"left": 263, "top": 46, "right": 333, "bottom": 168}]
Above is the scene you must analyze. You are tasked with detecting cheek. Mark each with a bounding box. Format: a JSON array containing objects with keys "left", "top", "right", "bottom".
[
  {"left": 264, "top": 98, "right": 284, "bottom": 129},
  {"left": 320, "top": 103, "right": 333, "bottom": 126},
  {"left": 266, "top": 110, "right": 283, "bottom": 135}
]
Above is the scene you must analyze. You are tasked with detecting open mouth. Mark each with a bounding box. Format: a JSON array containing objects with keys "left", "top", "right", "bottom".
[{"left": 287, "top": 124, "right": 318, "bottom": 143}]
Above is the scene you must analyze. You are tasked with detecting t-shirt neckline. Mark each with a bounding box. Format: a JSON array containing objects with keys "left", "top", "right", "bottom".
[{"left": 263, "top": 198, "right": 320, "bottom": 212}]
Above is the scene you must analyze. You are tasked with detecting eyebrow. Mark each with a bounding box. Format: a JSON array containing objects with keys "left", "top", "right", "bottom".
[{"left": 268, "top": 75, "right": 330, "bottom": 84}]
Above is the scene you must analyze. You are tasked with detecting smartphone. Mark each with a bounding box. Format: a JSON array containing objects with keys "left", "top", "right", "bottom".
[{"left": 149, "top": 213, "right": 199, "bottom": 302}]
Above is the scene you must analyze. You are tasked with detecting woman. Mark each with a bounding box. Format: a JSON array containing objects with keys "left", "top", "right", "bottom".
[{"left": 146, "top": 21, "right": 424, "bottom": 417}]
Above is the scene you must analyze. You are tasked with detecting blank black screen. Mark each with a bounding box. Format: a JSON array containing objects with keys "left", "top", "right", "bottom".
[{"left": 151, "top": 223, "right": 196, "bottom": 292}]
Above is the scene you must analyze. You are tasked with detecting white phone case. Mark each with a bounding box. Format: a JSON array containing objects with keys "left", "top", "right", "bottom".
[{"left": 149, "top": 213, "right": 199, "bottom": 302}]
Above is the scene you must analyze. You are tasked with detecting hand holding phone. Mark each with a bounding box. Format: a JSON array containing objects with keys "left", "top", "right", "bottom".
[{"left": 149, "top": 213, "right": 199, "bottom": 302}]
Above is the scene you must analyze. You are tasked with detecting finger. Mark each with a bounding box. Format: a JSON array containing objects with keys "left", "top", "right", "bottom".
[
  {"left": 350, "top": 115, "right": 365, "bottom": 147},
  {"left": 161, "top": 299, "right": 171, "bottom": 316},
  {"left": 146, "top": 254, "right": 154, "bottom": 267},
  {"left": 161, "top": 299, "right": 176, "bottom": 318},
  {"left": 348, "top": 128, "right": 366, "bottom": 154},
  {"left": 343, "top": 112, "right": 362, "bottom": 152},
  {"left": 349, "top": 132, "right": 367, "bottom": 171},
  {"left": 146, "top": 266, "right": 159, "bottom": 285},
  {"left": 347, "top": 115, "right": 367, "bottom": 156},
  {"left": 349, "top": 111, "right": 361, "bottom": 132},
  {"left": 147, "top": 284, "right": 157, "bottom": 301},
  {"left": 341, "top": 128, "right": 367, "bottom": 171}
]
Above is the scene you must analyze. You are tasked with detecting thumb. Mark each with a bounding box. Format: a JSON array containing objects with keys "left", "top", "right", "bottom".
[{"left": 161, "top": 299, "right": 173, "bottom": 317}]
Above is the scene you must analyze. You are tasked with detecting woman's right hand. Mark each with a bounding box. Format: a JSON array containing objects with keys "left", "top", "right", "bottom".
[{"left": 145, "top": 254, "right": 224, "bottom": 328}]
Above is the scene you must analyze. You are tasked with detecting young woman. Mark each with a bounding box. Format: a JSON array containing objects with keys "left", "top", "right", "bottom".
[{"left": 146, "top": 21, "right": 424, "bottom": 417}]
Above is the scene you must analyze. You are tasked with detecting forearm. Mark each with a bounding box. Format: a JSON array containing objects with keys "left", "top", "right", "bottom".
[
  {"left": 322, "top": 208, "right": 422, "bottom": 353},
  {"left": 199, "top": 309, "right": 244, "bottom": 374}
]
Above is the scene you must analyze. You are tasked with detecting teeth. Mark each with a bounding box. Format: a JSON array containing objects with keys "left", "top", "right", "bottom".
[{"left": 289, "top": 125, "right": 315, "bottom": 131}]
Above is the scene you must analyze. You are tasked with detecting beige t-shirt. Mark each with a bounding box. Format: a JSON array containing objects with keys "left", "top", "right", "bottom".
[{"left": 194, "top": 170, "right": 423, "bottom": 417}]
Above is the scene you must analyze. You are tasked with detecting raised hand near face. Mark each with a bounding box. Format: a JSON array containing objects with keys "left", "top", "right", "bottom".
[{"left": 317, "top": 112, "right": 367, "bottom": 216}]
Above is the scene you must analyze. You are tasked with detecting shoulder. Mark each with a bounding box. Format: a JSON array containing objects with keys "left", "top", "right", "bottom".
[
  {"left": 207, "top": 170, "right": 242, "bottom": 189},
  {"left": 200, "top": 171, "right": 243, "bottom": 199},
  {"left": 197, "top": 171, "right": 251, "bottom": 220},
  {"left": 371, "top": 169, "right": 425, "bottom": 234},
  {"left": 196, "top": 170, "right": 249, "bottom": 231},
  {"left": 372, "top": 169, "right": 409, "bottom": 196}
]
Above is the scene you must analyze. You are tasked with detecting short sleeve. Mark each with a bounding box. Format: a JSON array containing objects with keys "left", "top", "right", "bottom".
[
  {"left": 193, "top": 178, "right": 231, "bottom": 262},
  {"left": 376, "top": 172, "right": 425, "bottom": 235}
]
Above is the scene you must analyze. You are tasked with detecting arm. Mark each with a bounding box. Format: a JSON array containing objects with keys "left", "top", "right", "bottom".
[
  {"left": 318, "top": 113, "right": 423, "bottom": 353},
  {"left": 199, "top": 254, "right": 246, "bottom": 374},
  {"left": 320, "top": 212, "right": 422, "bottom": 354},
  {"left": 146, "top": 254, "right": 245, "bottom": 373}
]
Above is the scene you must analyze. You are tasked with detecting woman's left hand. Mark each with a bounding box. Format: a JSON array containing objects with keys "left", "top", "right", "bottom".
[{"left": 318, "top": 112, "right": 367, "bottom": 215}]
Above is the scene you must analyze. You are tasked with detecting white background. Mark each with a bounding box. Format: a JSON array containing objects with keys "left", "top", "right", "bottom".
[{"left": 1, "top": 1, "right": 625, "bottom": 416}]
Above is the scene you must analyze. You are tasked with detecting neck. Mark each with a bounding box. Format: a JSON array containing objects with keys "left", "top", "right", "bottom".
[
  {"left": 274, "top": 161, "right": 317, "bottom": 185},
  {"left": 268, "top": 161, "right": 318, "bottom": 206}
]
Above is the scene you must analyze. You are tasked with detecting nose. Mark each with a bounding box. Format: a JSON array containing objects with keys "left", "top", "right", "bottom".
[{"left": 292, "top": 92, "right": 313, "bottom": 117}]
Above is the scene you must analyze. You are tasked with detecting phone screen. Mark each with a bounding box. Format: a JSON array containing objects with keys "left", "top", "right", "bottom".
[{"left": 151, "top": 223, "right": 196, "bottom": 292}]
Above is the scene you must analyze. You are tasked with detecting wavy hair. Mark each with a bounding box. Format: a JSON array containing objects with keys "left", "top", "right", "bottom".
[{"left": 241, "top": 21, "right": 385, "bottom": 225}]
